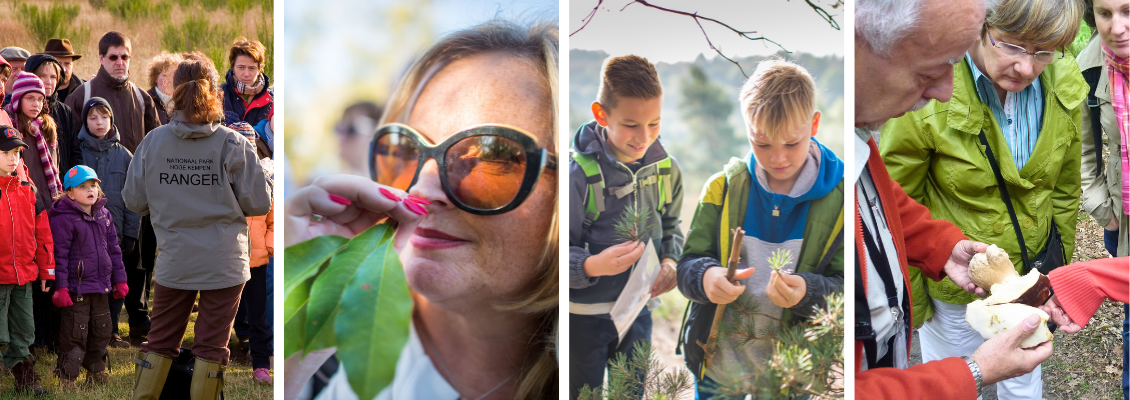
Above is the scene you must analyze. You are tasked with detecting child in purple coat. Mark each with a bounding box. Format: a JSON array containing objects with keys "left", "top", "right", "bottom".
[{"left": 49, "top": 165, "right": 128, "bottom": 390}]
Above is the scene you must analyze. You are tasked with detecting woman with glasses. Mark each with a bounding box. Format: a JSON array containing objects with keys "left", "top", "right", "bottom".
[
  {"left": 285, "top": 20, "right": 559, "bottom": 400},
  {"left": 877, "top": 0, "right": 1088, "bottom": 398}
]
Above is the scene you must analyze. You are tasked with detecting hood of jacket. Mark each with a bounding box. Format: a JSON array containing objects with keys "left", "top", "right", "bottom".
[
  {"left": 747, "top": 138, "right": 844, "bottom": 204},
  {"left": 49, "top": 193, "right": 108, "bottom": 220},
  {"left": 168, "top": 111, "right": 223, "bottom": 139},
  {"left": 740, "top": 138, "right": 843, "bottom": 243}
]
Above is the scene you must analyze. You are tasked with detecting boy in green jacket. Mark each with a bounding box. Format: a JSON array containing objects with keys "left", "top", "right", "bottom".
[{"left": 676, "top": 59, "right": 844, "bottom": 398}]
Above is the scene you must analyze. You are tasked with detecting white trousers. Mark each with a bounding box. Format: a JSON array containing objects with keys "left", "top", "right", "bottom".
[{"left": 919, "top": 297, "right": 1043, "bottom": 400}]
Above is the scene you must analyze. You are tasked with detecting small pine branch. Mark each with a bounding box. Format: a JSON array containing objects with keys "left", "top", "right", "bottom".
[
  {"left": 613, "top": 203, "right": 654, "bottom": 242},
  {"left": 767, "top": 248, "right": 795, "bottom": 275}
]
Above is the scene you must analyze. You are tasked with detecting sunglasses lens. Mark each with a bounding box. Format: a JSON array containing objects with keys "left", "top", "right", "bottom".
[
  {"left": 373, "top": 132, "right": 418, "bottom": 191},
  {"left": 445, "top": 135, "right": 527, "bottom": 210}
]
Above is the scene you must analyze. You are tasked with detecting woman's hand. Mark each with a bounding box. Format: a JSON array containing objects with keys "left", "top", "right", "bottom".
[
  {"left": 703, "top": 266, "right": 756, "bottom": 305},
  {"left": 766, "top": 271, "right": 806, "bottom": 308},
  {"left": 286, "top": 175, "right": 427, "bottom": 247},
  {"left": 1105, "top": 211, "right": 1120, "bottom": 231}
]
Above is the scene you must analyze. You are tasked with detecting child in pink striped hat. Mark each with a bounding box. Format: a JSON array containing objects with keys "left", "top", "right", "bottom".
[{"left": 5, "top": 72, "right": 62, "bottom": 207}]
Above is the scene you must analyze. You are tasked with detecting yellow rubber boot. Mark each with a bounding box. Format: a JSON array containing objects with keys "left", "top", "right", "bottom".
[
  {"left": 190, "top": 358, "right": 225, "bottom": 400},
  {"left": 132, "top": 352, "right": 173, "bottom": 400}
]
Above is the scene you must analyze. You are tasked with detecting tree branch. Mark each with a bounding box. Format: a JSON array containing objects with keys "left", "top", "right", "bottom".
[
  {"left": 569, "top": 0, "right": 604, "bottom": 37},
  {"left": 796, "top": 0, "right": 842, "bottom": 30}
]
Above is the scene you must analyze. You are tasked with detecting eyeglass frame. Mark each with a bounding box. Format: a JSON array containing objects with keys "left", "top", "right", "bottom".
[
  {"left": 368, "top": 122, "right": 558, "bottom": 215},
  {"left": 985, "top": 28, "right": 1064, "bottom": 64}
]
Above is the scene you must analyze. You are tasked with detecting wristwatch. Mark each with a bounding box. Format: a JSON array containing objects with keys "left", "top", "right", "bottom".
[{"left": 962, "top": 356, "right": 983, "bottom": 393}]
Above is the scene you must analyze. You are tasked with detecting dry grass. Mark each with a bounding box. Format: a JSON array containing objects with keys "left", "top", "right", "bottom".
[{"left": 1, "top": 0, "right": 273, "bottom": 89}]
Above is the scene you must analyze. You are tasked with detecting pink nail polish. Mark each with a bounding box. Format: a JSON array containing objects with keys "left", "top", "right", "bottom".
[
  {"left": 328, "top": 194, "right": 352, "bottom": 206},
  {"left": 379, "top": 188, "right": 402, "bottom": 202},
  {"left": 405, "top": 200, "right": 428, "bottom": 215},
  {"left": 406, "top": 195, "right": 432, "bottom": 205}
]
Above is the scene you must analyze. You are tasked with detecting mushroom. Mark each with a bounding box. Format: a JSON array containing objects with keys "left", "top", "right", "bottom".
[
  {"left": 966, "top": 300, "right": 1053, "bottom": 348},
  {"left": 969, "top": 244, "right": 1017, "bottom": 291}
]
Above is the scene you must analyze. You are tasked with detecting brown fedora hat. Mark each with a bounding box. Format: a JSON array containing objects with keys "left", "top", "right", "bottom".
[{"left": 43, "top": 39, "right": 82, "bottom": 60}]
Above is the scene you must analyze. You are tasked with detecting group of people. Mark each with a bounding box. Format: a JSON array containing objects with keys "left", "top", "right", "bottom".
[
  {"left": 0, "top": 30, "right": 274, "bottom": 399},
  {"left": 854, "top": 0, "right": 1128, "bottom": 398}
]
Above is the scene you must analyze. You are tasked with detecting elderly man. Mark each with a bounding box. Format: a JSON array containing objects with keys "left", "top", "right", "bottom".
[
  {"left": 1, "top": 47, "right": 30, "bottom": 106},
  {"left": 44, "top": 38, "right": 86, "bottom": 105},
  {"left": 853, "top": 0, "right": 1055, "bottom": 398}
]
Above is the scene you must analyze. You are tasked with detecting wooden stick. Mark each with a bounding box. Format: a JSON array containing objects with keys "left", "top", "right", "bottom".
[{"left": 702, "top": 227, "right": 745, "bottom": 371}]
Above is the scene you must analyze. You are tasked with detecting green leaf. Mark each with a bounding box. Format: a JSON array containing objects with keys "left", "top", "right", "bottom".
[
  {"left": 335, "top": 224, "right": 411, "bottom": 400},
  {"left": 284, "top": 234, "right": 348, "bottom": 299},
  {"left": 303, "top": 227, "right": 387, "bottom": 353}
]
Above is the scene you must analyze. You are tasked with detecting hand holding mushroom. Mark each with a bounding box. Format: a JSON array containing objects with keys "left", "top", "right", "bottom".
[
  {"left": 965, "top": 245, "right": 1055, "bottom": 347},
  {"left": 942, "top": 240, "right": 991, "bottom": 297}
]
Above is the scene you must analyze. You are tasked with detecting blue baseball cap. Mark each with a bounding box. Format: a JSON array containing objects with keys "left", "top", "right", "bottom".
[{"left": 63, "top": 165, "right": 99, "bottom": 190}]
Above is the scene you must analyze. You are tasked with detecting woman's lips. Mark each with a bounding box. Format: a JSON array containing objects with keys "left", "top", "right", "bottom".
[{"left": 409, "top": 227, "right": 470, "bottom": 250}]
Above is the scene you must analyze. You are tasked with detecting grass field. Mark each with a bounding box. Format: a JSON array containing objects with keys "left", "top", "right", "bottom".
[{"left": 0, "top": 0, "right": 273, "bottom": 90}]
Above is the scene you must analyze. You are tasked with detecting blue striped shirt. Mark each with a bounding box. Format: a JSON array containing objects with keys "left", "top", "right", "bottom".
[{"left": 967, "top": 54, "right": 1044, "bottom": 170}]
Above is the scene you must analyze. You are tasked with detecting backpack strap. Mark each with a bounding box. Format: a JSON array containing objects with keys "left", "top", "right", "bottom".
[
  {"left": 571, "top": 151, "right": 606, "bottom": 232},
  {"left": 656, "top": 158, "right": 673, "bottom": 212},
  {"left": 1081, "top": 66, "right": 1104, "bottom": 177},
  {"left": 83, "top": 81, "right": 91, "bottom": 105},
  {"left": 132, "top": 83, "right": 145, "bottom": 110}
]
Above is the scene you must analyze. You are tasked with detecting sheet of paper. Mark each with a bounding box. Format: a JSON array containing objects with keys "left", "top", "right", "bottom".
[{"left": 609, "top": 240, "right": 661, "bottom": 345}]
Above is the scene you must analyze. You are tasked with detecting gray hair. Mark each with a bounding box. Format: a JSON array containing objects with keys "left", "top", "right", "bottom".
[{"left": 857, "top": 0, "right": 998, "bottom": 56}]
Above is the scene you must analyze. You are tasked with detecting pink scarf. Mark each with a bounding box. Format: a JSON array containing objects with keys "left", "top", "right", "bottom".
[
  {"left": 1103, "top": 41, "right": 1130, "bottom": 216},
  {"left": 28, "top": 118, "right": 61, "bottom": 199}
]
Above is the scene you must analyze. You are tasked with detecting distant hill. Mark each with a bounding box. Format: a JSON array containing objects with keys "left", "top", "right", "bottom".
[{"left": 568, "top": 49, "right": 844, "bottom": 161}]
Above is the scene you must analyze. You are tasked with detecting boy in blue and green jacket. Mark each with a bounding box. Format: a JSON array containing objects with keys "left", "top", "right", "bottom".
[
  {"left": 676, "top": 59, "right": 844, "bottom": 398},
  {"left": 568, "top": 55, "right": 684, "bottom": 399}
]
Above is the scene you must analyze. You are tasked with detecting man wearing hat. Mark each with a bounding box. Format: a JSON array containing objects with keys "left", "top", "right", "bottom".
[
  {"left": 0, "top": 47, "right": 30, "bottom": 106},
  {"left": 43, "top": 39, "right": 85, "bottom": 105}
]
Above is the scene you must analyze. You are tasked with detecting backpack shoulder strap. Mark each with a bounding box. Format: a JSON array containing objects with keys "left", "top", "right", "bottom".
[
  {"left": 655, "top": 157, "right": 673, "bottom": 212},
  {"left": 83, "top": 81, "right": 91, "bottom": 105},
  {"left": 571, "top": 150, "right": 605, "bottom": 230},
  {"left": 1081, "top": 66, "right": 1104, "bottom": 177},
  {"left": 131, "top": 83, "right": 145, "bottom": 109}
]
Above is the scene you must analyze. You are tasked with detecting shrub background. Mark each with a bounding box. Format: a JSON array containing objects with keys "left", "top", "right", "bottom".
[{"left": 1, "top": 0, "right": 273, "bottom": 90}]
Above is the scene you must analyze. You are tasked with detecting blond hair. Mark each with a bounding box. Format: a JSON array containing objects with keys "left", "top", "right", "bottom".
[
  {"left": 984, "top": 0, "right": 1084, "bottom": 50},
  {"left": 740, "top": 59, "right": 817, "bottom": 141},
  {"left": 596, "top": 54, "right": 662, "bottom": 110},
  {"left": 380, "top": 20, "right": 559, "bottom": 399}
]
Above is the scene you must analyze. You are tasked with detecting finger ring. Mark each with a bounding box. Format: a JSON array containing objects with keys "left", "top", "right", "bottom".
[{"left": 310, "top": 213, "right": 325, "bottom": 222}]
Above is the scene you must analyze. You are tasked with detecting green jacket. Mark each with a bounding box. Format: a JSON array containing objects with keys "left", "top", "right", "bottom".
[
  {"left": 880, "top": 56, "right": 1086, "bottom": 322},
  {"left": 676, "top": 157, "right": 844, "bottom": 377}
]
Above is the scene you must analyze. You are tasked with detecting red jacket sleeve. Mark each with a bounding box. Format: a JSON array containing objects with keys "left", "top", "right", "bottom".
[
  {"left": 890, "top": 180, "right": 965, "bottom": 281},
  {"left": 1048, "top": 257, "right": 1129, "bottom": 327},
  {"left": 34, "top": 209, "right": 54, "bottom": 281},
  {"left": 855, "top": 341, "right": 978, "bottom": 399}
]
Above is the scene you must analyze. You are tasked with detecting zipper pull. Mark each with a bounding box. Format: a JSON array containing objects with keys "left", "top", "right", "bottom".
[
  {"left": 772, "top": 205, "right": 779, "bottom": 217},
  {"left": 872, "top": 203, "right": 886, "bottom": 230}
]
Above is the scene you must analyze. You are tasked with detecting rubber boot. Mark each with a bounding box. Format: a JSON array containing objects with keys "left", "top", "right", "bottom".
[
  {"left": 131, "top": 351, "right": 172, "bottom": 400},
  {"left": 190, "top": 357, "right": 225, "bottom": 400}
]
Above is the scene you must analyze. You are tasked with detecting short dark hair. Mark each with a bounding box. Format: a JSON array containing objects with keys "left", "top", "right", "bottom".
[
  {"left": 228, "top": 37, "right": 266, "bottom": 71},
  {"left": 596, "top": 55, "right": 662, "bottom": 110},
  {"left": 98, "top": 31, "right": 131, "bottom": 56}
]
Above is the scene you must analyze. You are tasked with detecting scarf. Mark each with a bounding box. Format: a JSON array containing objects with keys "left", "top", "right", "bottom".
[
  {"left": 155, "top": 87, "right": 174, "bottom": 113},
  {"left": 28, "top": 118, "right": 61, "bottom": 198},
  {"left": 234, "top": 74, "right": 265, "bottom": 96},
  {"left": 1102, "top": 41, "right": 1129, "bottom": 215}
]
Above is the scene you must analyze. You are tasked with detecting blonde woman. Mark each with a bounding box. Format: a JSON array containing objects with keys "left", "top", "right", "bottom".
[
  {"left": 879, "top": 0, "right": 1087, "bottom": 397},
  {"left": 285, "top": 20, "right": 559, "bottom": 400}
]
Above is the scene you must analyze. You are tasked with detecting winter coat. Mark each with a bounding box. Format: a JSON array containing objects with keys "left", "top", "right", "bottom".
[
  {"left": 147, "top": 87, "right": 171, "bottom": 126},
  {"left": 220, "top": 70, "right": 273, "bottom": 128},
  {"left": 8, "top": 109, "right": 60, "bottom": 211},
  {"left": 122, "top": 111, "right": 273, "bottom": 291},
  {"left": 49, "top": 196, "right": 126, "bottom": 295},
  {"left": 880, "top": 55, "right": 1086, "bottom": 322},
  {"left": 1078, "top": 36, "right": 1128, "bottom": 257},
  {"left": 64, "top": 66, "right": 160, "bottom": 153},
  {"left": 568, "top": 120, "right": 684, "bottom": 304},
  {"left": 0, "top": 164, "right": 55, "bottom": 285},
  {"left": 78, "top": 97, "right": 139, "bottom": 243},
  {"left": 247, "top": 201, "right": 273, "bottom": 268},
  {"left": 23, "top": 54, "right": 81, "bottom": 174},
  {"left": 854, "top": 135, "right": 974, "bottom": 400},
  {"left": 54, "top": 73, "right": 86, "bottom": 108},
  {"left": 676, "top": 143, "right": 845, "bottom": 379}
]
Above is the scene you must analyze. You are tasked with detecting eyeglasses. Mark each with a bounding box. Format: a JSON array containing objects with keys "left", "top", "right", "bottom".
[
  {"left": 105, "top": 54, "right": 130, "bottom": 62},
  {"left": 369, "top": 123, "right": 557, "bottom": 215},
  {"left": 986, "top": 30, "right": 1063, "bottom": 64}
]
